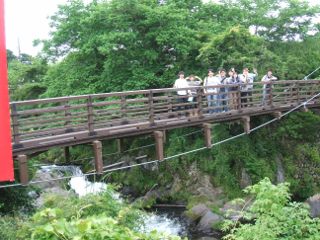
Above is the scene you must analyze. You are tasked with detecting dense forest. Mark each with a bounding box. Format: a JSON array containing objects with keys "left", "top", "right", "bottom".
[{"left": 2, "top": 0, "right": 320, "bottom": 239}]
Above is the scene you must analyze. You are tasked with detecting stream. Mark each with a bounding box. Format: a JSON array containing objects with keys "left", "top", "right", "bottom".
[{"left": 39, "top": 165, "right": 220, "bottom": 240}]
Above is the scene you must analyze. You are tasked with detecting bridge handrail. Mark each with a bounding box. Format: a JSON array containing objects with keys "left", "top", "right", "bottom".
[
  {"left": 10, "top": 80, "right": 320, "bottom": 154},
  {"left": 10, "top": 79, "right": 320, "bottom": 106}
]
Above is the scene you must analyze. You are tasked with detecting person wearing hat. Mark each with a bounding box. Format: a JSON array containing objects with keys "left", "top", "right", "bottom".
[{"left": 173, "top": 71, "right": 191, "bottom": 112}]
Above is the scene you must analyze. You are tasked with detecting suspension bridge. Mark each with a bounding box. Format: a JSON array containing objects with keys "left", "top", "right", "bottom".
[{"left": 8, "top": 80, "right": 320, "bottom": 185}]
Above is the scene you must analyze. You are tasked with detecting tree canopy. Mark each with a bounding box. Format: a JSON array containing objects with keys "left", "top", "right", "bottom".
[{"left": 7, "top": 0, "right": 320, "bottom": 97}]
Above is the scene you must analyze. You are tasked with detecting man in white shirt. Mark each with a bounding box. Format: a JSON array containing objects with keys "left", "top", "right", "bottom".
[
  {"left": 173, "top": 71, "right": 190, "bottom": 111},
  {"left": 239, "top": 67, "right": 258, "bottom": 107},
  {"left": 203, "top": 69, "right": 221, "bottom": 113}
]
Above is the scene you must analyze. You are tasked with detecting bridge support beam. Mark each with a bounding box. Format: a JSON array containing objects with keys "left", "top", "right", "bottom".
[
  {"left": 116, "top": 139, "right": 124, "bottom": 153},
  {"left": 18, "top": 155, "right": 28, "bottom": 186},
  {"left": 301, "top": 105, "right": 309, "bottom": 112},
  {"left": 162, "top": 130, "right": 167, "bottom": 144},
  {"left": 203, "top": 123, "right": 212, "bottom": 148},
  {"left": 64, "top": 147, "right": 70, "bottom": 163},
  {"left": 241, "top": 116, "right": 251, "bottom": 134},
  {"left": 93, "top": 141, "right": 103, "bottom": 175},
  {"left": 154, "top": 131, "right": 164, "bottom": 161},
  {"left": 272, "top": 111, "right": 282, "bottom": 120}
]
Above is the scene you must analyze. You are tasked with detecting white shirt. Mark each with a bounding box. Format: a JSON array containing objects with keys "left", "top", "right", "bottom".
[
  {"left": 174, "top": 78, "right": 190, "bottom": 95},
  {"left": 204, "top": 76, "right": 220, "bottom": 93},
  {"left": 239, "top": 73, "right": 256, "bottom": 91},
  {"left": 261, "top": 75, "right": 277, "bottom": 89}
]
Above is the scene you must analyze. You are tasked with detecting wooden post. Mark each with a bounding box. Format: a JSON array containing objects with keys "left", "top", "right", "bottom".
[
  {"left": 269, "top": 82, "right": 274, "bottom": 107},
  {"left": 237, "top": 85, "right": 242, "bottom": 111},
  {"left": 93, "top": 141, "right": 103, "bottom": 174},
  {"left": 154, "top": 131, "right": 164, "bottom": 161},
  {"left": 63, "top": 102, "right": 72, "bottom": 133},
  {"left": 64, "top": 146, "right": 70, "bottom": 163},
  {"left": 203, "top": 123, "right": 212, "bottom": 148},
  {"left": 120, "top": 95, "right": 127, "bottom": 119},
  {"left": 241, "top": 116, "right": 250, "bottom": 134},
  {"left": 87, "top": 95, "right": 95, "bottom": 135},
  {"left": 272, "top": 111, "right": 282, "bottom": 120},
  {"left": 18, "top": 155, "right": 28, "bottom": 185},
  {"left": 301, "top": 105, "right": 309, "bottom": 112},
  {"left": 197, "top": 88, "right": 203, "bottom": 118},
  {"left": 116, "top": 138, "right": 124, "bottom": 153},
  {"left": 11, "top": 103, "right": 21, "bottom": 145},
  {"left": 148, "top": 90, "right": 155, "bottom": 125},
  {"left": 162, "top": 130, "right": 167, "bottom": 144}
]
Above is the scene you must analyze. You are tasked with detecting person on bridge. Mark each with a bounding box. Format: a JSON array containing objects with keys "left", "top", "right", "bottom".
[
  {"left": 203, "top": 69, "right": 221, "bottom": 114},
  {"left": 261, "top": 69, "right": 277, "bottom": 105},
  {"left": 186, "top": 74, "right": 202, "bottom": 116},
  {"left": 226, "top": 68, "right": 240, "bottom": 110},
  {"left": 239, "top": 67, "right": 258, "bottom": 107},
  {"left": 173, "top": 71, "right": 191, "bottom": 112},
  {"left": 219, "top": 68, "right": 228, "bottom": 112}
]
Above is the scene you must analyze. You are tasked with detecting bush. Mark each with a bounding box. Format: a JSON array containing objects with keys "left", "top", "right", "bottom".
[{"left": 222, "top": 178, "right": 320, "bottom": 240}]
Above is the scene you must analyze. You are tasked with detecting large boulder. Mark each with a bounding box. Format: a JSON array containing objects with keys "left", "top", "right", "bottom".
[
  {"left": 240, "top": 168, "right": 252, "bottom": 189},
  {"left": 188, "top": 204, "right": 211, "bottom": 221},
  {"left": 306, "top": 194, "right": 320, "bottom": 218},
  {"left": 197, "top": 210, "right": 224, "bottom": 233},
  {"left": 220, "top": 199, "right": 251, "bottom": 221}
]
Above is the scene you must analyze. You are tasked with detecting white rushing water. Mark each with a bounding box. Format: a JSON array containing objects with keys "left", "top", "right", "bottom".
[
  {"left": 140, "top": 212, "right": 187, "bottom": 236},
  {"left": 40, "top": 165, "right": 186, "bottom": 236}
]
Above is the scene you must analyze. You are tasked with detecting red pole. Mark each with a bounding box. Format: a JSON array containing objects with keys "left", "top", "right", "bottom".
[{"left": 0, "top": 0, "right": 14, "bottom": 182}]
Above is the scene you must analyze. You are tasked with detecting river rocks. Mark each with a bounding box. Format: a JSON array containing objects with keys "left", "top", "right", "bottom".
[
  {"left": 170, "top": 162, "right": 224, "bottom": 205},
  {"left": 197, "top": 211, "right": 223, "bottom": 233},
  {"left": 32, "top": 167, "right": 75, "bottom": 207},
  {"left": 276, "top": 157, "right": 285, "bottom": 183},
  {"left": 306, "top": 194, "right": 320, "bottom": 218},
  {"left": 187, "top": 203, "right": 224, "bottom": 234},
  {"left": 240, "top": 168, "right": 252, "bottom": 189},
  {"left": 220, "top": 200, "right": 247, "bottom": 221},
  {"left": 188, "top": 204, "right": 211, "bottom": 221}
]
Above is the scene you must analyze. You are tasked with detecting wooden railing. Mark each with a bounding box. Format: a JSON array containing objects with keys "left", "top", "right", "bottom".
[{"left": 10, "top": 80, "right": 320, "bottom": 155}]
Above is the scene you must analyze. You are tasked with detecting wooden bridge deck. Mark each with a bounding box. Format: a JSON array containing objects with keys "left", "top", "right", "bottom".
[{"left": 11, "top": 80, "right": 320, "bottom": 156}]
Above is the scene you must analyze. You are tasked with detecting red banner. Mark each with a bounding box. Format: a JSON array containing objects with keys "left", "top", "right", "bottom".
[{"left": 0, "top": 0, "right": 14, "bottom": 182}]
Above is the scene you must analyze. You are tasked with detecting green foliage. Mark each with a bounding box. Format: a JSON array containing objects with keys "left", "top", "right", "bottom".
[
  {"left": 11, "top": 191, "right": 182, "bottom": 240},
  {"left": 0, "top": 187, "right": 35, "bottom": 215},
  {"left": 198, "top": 26, "right": 280, "bottom": 72},
  {"left": 38, "top": 0, "right": 320, "bottom": 97},
  {"left": 8, "top": 53, "right": 48, "bottom": 101},
  {"left": 222, "top": 178, "right": 320, "bottom": 240},
  {"left": 221, "top": 0, "right": 320, "bottom": 41}
]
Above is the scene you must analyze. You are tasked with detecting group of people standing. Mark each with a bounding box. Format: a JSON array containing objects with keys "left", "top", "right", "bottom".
[{"left": 173, "top": 67, "right": 277, "bottom": 114}]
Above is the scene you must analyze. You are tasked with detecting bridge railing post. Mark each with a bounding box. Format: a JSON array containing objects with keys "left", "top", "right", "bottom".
[
  {"left": 237, "top": 85, "right": 242, "bottom": 111},
  {"left": 269, "top": 82, "right": 274, "bottom": 107},
  {"left": 11, "top": 103, "right": 21, "bottom": 146},
  {"left": 87, "top": 95, "right": 95, "bottom": 135},
  {"left": 196, "top": 88, "right": 203, "bottom": 118},
  {"left": 120, "top": 95, "right": 127, "bottom": 121},
  {"left": 63, "top": 101, "right": 72, "bottom": 133},
  {"left": 148, "top": 90, "right": 155, "bottom": 126}
]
